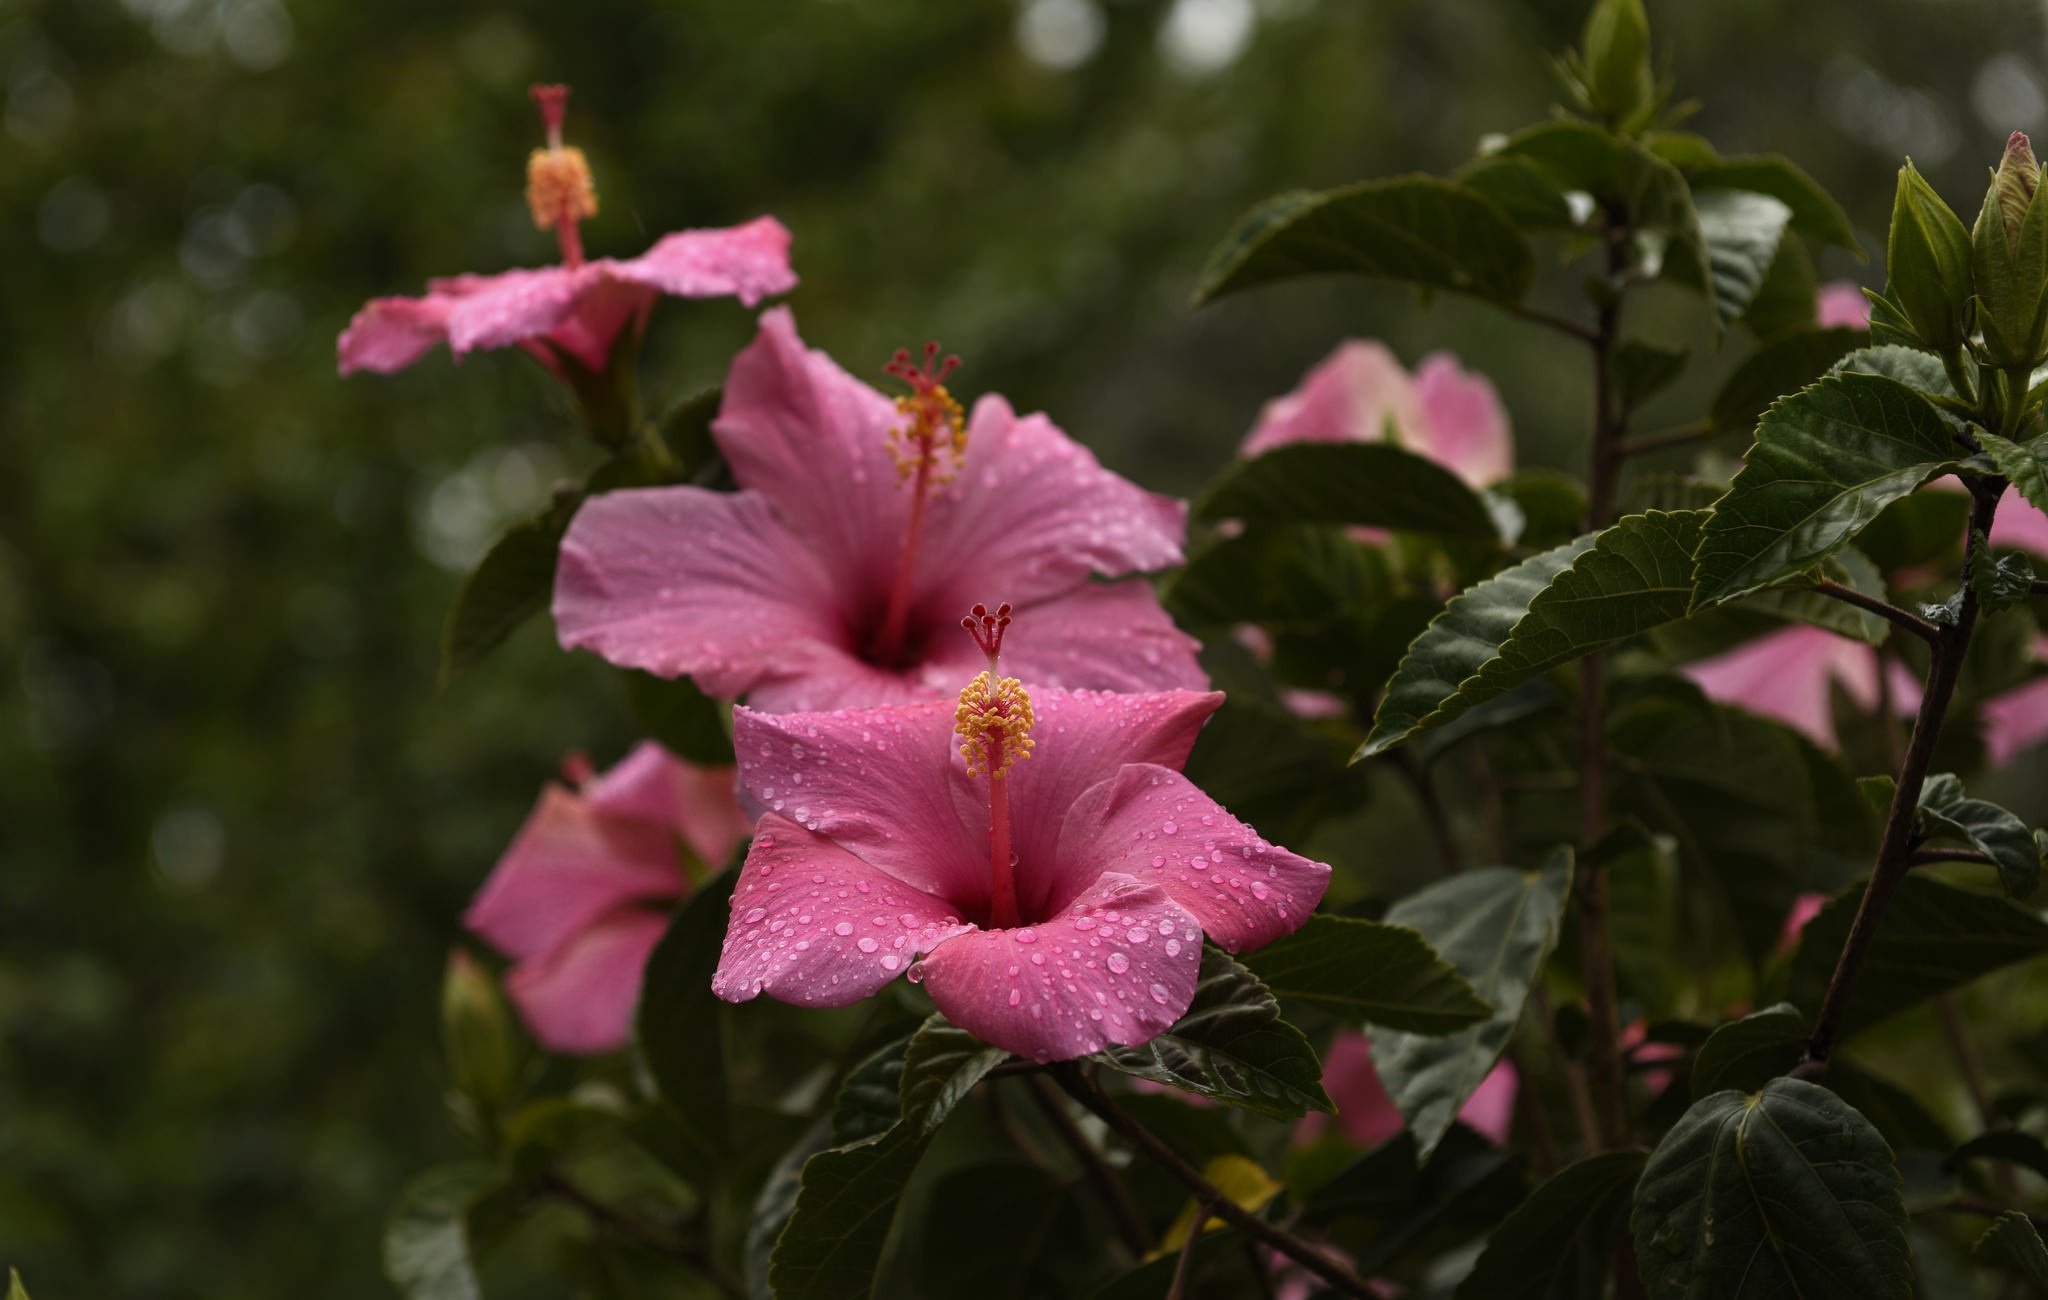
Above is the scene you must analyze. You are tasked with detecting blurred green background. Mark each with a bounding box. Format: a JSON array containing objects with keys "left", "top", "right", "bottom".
[{"left": 3, "top": 0, "right": 2044, "bottom": 1294}]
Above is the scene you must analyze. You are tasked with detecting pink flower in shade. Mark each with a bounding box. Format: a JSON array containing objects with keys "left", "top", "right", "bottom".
[
  {"left": 1619, "top": 1019, "right": 1684, "bottom": 1096},
  {"left": 464, "top": 742, "right": 753, "bottom": 1055},
  {"left": 1778, "top": 891, "right": 1830, "bottom": 954},
  {"left": 1294, "top": 1031, "right": 1517, "bottom": 1149},
  {"left": 1991, "top": 487, "right": 2048, "bottom": 557},
  {"left": 1679, "top": 624, "right": 1921, "bottom": 751},
  {"left": 1240, "top": 340, "right": 1513, "bottom": 490},
  {"left": 710, "top": 609, "right": 1330, "bottom": 1061},
  {"left": 1815, "top": 280, "right": 1873, "bottom": 330},
  {"left": 337, "top": 85, "right": 795, "bottom": 381},
  {"left": 1983, "top": 637, "right": 2048, "bottom": 767},
  {"left": 554, "top": 308, "right": 1204, "bottom": 712}
]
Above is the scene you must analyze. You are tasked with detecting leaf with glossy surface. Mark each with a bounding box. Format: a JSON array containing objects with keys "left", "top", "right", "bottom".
[
  {"left": 1362, "top": 512, "right": 1703, "bottom": 757},
  {"left": 1693, "top": 189, "right": 1795, "bottom": 329},
  {"left": 635, "top": 871, "right": 739, "bottom": 1185},
  {"left": 1197, "top": 443, "right": 1501, "bottom": 538},
  {"left": 1982, "top": 431, "right": 2048, "bottom": 519},
  {"left": 1097, "top": 947, "right": 1333, "bottom": 1120},
  {"left": 1710, "top": 327, "right": 1866, "bottom": 433},
  {"left": 1691, "top": 1002, "right": 1806, "bottom": 1097},
  {"left": 1369, "top": 853, "right": 1573, "bottom": 1158},
  {"left": 1455, "top": 1151, "right": 1646, "bottom": 1300},
  {"left": 1632, "top": 1079, "right": 1911, "bottom": 1300},
  {"left": 1691, "top": 156, "right": 1861, "bottom": 252},
  {"left": 383, "top": 1163, "right": 499, "bottom": 1300},
  {"left": 897, "top": 1017, "right": 1006, "bottom": 1138},
  {"left": 1918, "top": 774, "right": 2040, "bottom": 899},
  {"left": 1691, "top": 373, "right": 1962, "bottom": 607},
  {"left": 1975, "top": 1212, "right": 2048, "bottom": 1291},
  {"left": 440, "top": 509, "right": 569, "bottom": 686},
  {"left": 1194, "top": 175, "right": 1533, "bottom": 306},
  {"left": 1240, "top": 914, "right": 1491, "bottom": 1035},
  {"left": 1789, "top": 874, "right": 2048, "bottom": 1038}
]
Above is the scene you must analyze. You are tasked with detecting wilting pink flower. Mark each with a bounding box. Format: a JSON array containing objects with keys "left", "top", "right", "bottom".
[
  {"left": 711, "top": 611, "right": 1329, "bottom": 1060},
  {"left": 465, "top": 742, "right": 752, "bottom": 1054},
  {"left": 1295, "top": 1031, "right": 1516, "bottom": 1149},
  {"left": 555, "top": 309, "right": 1203, "bottom": 712},
  {"left": 338, "top": 85, "right": 795, "bottom": 381},
  {"left": 1815, "top": 280, "right": 1873, "bottom": 330},
  {"left": 1681, "top": 625, "right": 1920, "bottom": 750},
  {"left": 1983, "top": 636, "right": 2048, "bottom": 766},
  {"left": 1241, "top": 340, "right": 1513, "bottom": 490}
]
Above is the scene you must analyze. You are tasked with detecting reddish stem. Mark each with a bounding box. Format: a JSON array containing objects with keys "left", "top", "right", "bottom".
[
  {"left": 872, "top": 456, "right": 931, "bottom": 665},
  {"left": 988, "top": 757, "right": 1019, "bottom": 929},
  {"left": 555, "top": 203, "right": 586, "bottom": 269}
]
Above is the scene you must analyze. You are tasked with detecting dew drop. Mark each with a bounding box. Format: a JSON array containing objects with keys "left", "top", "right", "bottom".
[
  {"left": 834, "top": 921, "right": 854, "bottom": 936},
  {"left": 858, "top": 937, "right": 879, "bottom": 953},
  {"left": 1107, "top": 952, "right": 1131, "bottom": 974}
]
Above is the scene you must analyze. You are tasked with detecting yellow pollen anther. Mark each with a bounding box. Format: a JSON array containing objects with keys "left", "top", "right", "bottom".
[
  {"left": 955, "top": 671, "right": 1035, "bottom": 778},
  {"left": 526, "top": 146, "right": 599, "bottom": 232},
  {"left": 890, "top": 387, "right": 968, "bottom": 482}
]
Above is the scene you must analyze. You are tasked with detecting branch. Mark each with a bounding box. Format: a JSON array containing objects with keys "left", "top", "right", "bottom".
[
  {"left": 1053, "top": 1067, "right": 1379, "bottom": 1300},
  {"left": 1809, "top": 580, "right": 1941, "bottom": 645},
  {"left": 1616, "top": 419, "right": 1719, "bottom": 458},
  {"left": 1389, "top": 751, "right": 1463, "bottom": 875},
  {"left": 1499, "top": 300, "right": 1601, "bottom": 344},
  {"left": 1164, "top": 1195, "right": 1214, "bottom": 1300},
  {"left": 1910, "top": 846, "right": 1996, "bottom": 866},
  {"left": 1023, "top": 1074, "right": 1154, "bottom": 1258}
]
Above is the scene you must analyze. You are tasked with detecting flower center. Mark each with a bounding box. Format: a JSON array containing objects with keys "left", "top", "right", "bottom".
[
  {"left": 525, "top": 84, "right": 599, "bottom": 269},
  {"left": 954, "top": 604, "right": 1031, "bottom": 930},
  {"left": 869, "top": 342, "right": 966, "bottom": 667}
]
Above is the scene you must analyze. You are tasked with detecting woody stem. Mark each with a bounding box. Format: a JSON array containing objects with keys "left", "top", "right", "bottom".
[
  {"left": 873, "top": 455, "right": 932, "bottom": 666},
  {"left": 988, "top": 757, "right": 1020, "bottom": 929}
]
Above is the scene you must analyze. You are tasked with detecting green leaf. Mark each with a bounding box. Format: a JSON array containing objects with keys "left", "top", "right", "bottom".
[
  {"left": 1496, "top": 469, "right": 1591, "bottom": 550},
  {"left": 1693, "top": 189, "right": 1795, "bottom": 329},
  {"left": 1576, "top": 0, "right": 1653, "bottom": 125},
  {"left": 1975, "top": 1212, "right": 2048, "bottom": 1291},
  {"left": 1456, "top": 154, "right": 1577, "bottom": 231},
  {"left": 1981, "top": 430, "right": 2048, "bottom": 520},
  {"left": 1690, "top": 373, "right": 1963, "bottom": 607},
  {"left": 1193, "top": 175, "right": 1533, "bottom": 306},
  {"left": 1097, "top": 947, "right": 1333, "bottom": 1120},
  {"left": 1738, "top": 548, "right": 1891, "bottom": 644},
  {"left": 439, "top": 508, "right": 568, "bottom": 686},
  {"left": 1832, "top": 343, "right": 1961, "bottom": 398},
  {"left": 1165, "top": 525, "right": 1386, "bottom": 631},
  {"left": 1454, "top": 1150, "right": 1647, "bottom": 1300},
  {"left": 1369, "top": 853, "right": 1573, "bottom": 1159},
  {"left": 1690, "top": 1002, "right": 1806, "bottom": 1097},
  {"left": 1182, "top": 697, "right": 1369, "bottom": 846},
  {"left": 383, "top": 1163, "right": 499, "bottom": 1300},
  {"left": 1613, "top": 340, "right": 1691, "bottom": 413},
  {"left": 832, "top": 1035, "right": 913, "bottom": 1147},
  {"left": 635, "top": 871, "right": 738, "bottom": 1186},
  {"left": 1196, "top": 443, "right": 1502, "bottom": 538},
  {"left": 1631, "top": 1079, "right": 1912, "bottom": 1300},
  {"left": 1918, "top": 774, "right": 2040, "bottom": 899},
  {"left": 1739, "top": 230, "right": 1821, "bottom": 339},
  {"left": 1691, "top": 156, "right": 1862, "bottom": 252},
  {"left": 1947, "top": 1130, "right": 2048, "bottom": 1183},
  {"left": 1362, "top": 511, "right": 1704, "bottom": 757},
  {"left": 623, "top": 669, "right": 735, "bottom": 765},
  {"left": 897, "top": 1017, "right": 1007, "bottom": 1139},
  {"left": 1239, "top": 914, "right": 1491, "bottom": 1034},
  {"left": 1789, "top": 874, "right": 2048, "bottom": 1039},
  {"left": 8, "top": 1270, "right": 28, "bottom": 1300},
  {"left": 1710, "top": 327, "right": 1866, "bottom": 433},
  {"left": 657, "top": 385, "right": 725, "bottom": 482}
]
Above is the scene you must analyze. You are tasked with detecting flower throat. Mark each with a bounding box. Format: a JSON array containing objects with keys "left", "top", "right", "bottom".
[
  {"left": 954, "top": 604, "right": 1032, "bottom": 929},
  {"left": 870, "top": 342, "right": 966, "bottom": 667}
]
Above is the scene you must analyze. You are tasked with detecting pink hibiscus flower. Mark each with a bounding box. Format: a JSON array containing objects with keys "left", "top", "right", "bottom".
[
  {"left": 1680, "top": 624, "right": 1920, "bottom": 750},
  {"left": 1984, "top": 636, "right": 2048, "bottom": 767},
  {"left": 1815, "top": 280, "right": 1873, "bottom": 330},
  {"left": 337, "top": 84, "right": 795, "bottom": 381},
  {"left": 1294, "top": 1031, "right": 1517, "bottom": 1149},
  {"left": 1240, "top": 340, "right": 1513, "bottom": 490},
  {"left": 710, "top": 608, "right": 1330, "bottom": 1061},
  {"left": 465, "top": 742, "right": 753, "bottom": 1055},
  {"left": 553, "top": 308, "right": 1204, "bottom": 712}
]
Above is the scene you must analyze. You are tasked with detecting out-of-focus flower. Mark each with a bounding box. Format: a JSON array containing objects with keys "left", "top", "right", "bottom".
[
  {"left": 711, "top": 611, "right": 1329, "bottom": 1061},
  {"left": 337, "top": 85, "right": 794, "bottom": 381},
  {"left": 1619, "top": 1018, "right": 1684, "bottom": 1095},
  {"left": 554, "top": 309, "right": 1203, "bottom": 712},
  {"left": 1815, "top": 280, "right": 1873, "bottom": 329},
  {"left": 1983, "top": 636, "right": 2048, "bottom": 767},
  {"left": 1241, "top": 340, "right": 1513, "bottom": 490},
  {"left": 1778, "top": 891, "right": 1830, "bottom": 954},
  {"left": 465, "top": 742, "right": 752, "bottom": 1055},
  {"left": 1680, "top": 625, "right": 1920, "bottom": 751},
  {"left": 1295, "top": 1030, "right": 1517, "bottom": 1149}
]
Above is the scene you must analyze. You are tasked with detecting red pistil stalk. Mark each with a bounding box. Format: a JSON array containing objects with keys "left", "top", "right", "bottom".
[
  {"left": 956, "top": 604, "right": 1030, "bottom": 930},
  {"left": 873, "top": 343, "right": 965, "bottom": 665},
  {"left": 526, "top": 84, "right": 597, "bottom": 269}
]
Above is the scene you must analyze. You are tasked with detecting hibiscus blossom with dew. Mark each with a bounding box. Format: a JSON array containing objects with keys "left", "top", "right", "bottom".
[
  {"left": 554, "top": 308, "right": 1204, "bottom": 711},
  {"left": 1240, "top": 339, "right": 1513, "bottom": 490},
  {"left": 337, "top": 84, "right": 795, "bottom": 383},
  {"left": 464, "top": 742, "right": 752, "bottom": 1054},
  {"left": 710, "top": 606, "right": 1330, "bottom": 1061},
  {"left": 1680, "top": 624, "right": 1920, "bottom": 751}
]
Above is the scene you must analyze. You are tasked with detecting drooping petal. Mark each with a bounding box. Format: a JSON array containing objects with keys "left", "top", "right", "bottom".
[
  {"left": 916, "top": 396, "right": 1188, "bottom": 612},
  {"left": 1410, "top": 352, "right": 1514, "bottom": 488},
  {"left": 583, "top": 741, "right": 754, "bottom": 870},
  {"left": 1240, "top": 340, "right": 1425, "bottom": 459},
  {"left": 915, "top": 872, "right": 1203, "bottom": 1061},
  {"left": 336, "top": 293, "right": 459, "bottom": 375},
  {"left": 1984, "top": 674, "right": 2048, "bottom": 766},
  {"left": 732, "top": 703, "right": 986, "bottom": 907},
  {"left": 442, "top": 263, "right": 606, "bottom": 359},
  {"left": 1680, "top": 624, "right": 1869, "bottom": 750},
  {"left": 553, "top": 486, "right": 852, "bottom": 702},
  {"left": 997, "top": 581, "right": 1207, "bottom": 697},
  {"left": 712, "top": 815, "right": 973, "bottom": 1007},
  {"left": 1048, "top": 764, "right": 1329, "bottom": 953},
  {"left": 465, "top": 785, "right": 684, "bottom": 962},
  {"left": 1815, "top": 280, "right": 1873, "bottom": 330},
  {"left": 612, "top": 216, "right": 798, "bottom": 307},
  {"left": 504, "top": 906, "right": 669, "bottom": 1055}
]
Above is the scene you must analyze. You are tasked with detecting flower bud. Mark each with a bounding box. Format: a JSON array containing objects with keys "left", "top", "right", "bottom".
[
  {"left": 1972, "top": 132, "right": 2048, "bottom": 369},
  {"left": 1577, "top": 0, "right": 1654, "bottom": 126},
  {"left": 1994, "top": 131, "right": 2040, "bottom": 254},
  {"left": 1884, "top": 161, "right": 1975, "bottom": 353},
  {"left": 442, "top": 948, "right": 517, "bottom": 1116}
]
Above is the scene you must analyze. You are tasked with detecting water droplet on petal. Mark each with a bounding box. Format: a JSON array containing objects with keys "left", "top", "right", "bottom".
[
  {"left": 1107, "top": 952, "right": 1131, "bottom": 974},
  {"left": 834, "top": 921, "right": 854, "bottom": 936}
]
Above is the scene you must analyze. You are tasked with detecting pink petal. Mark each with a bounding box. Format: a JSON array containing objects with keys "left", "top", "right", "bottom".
[
  {"left": 1048, "top": 763, "right": 1330, "bottom": 953},
  {"left": 1990, "top": 486, "right": 2048, "bottom": 557},
  {"left": 1411, "top": 352, "right": 1514, "bottom": 489},
  {"left": 712, "top": 815, "right": 974, "bottom": 1007},
  {"left": 915, "top": 872, "right": 1204, "bottom": 1061},
  {"left": 916, "top": 396, "right": 1188, "bottom": 612},
  {"left": 1313, "top": 1030, "right": 1405, "bottom": 1148},
  {"left": 733, "top": 701, "right": 988, "bottom": 906},
  {"left": 504, "top": 906, "right": 670, "bottom": 1055},
  {"left": 1778, "top": 891, "right": 1830, "bottom": 954},
  {"left": 1240, "top": 340, "right": 1425, "bottom": 459},
  {"left": 552, "top": 486, "right": 851, "bottom": 702},
  {"left": 1458, "top": 1059, "right": 1519, "bottom": 1146},
  {"left": 584, "top": 741, "right": 754, "bottom": 870},
  {"left": 336, "top": 293, "right": 457, "bottom": 375},
  {"left": 525, "top": 275, "right": 656, "bottom": 375},
  {"left": 1815, "top": 280, "right": 1873, "bottom": 330},
  {"left": 994, "top": 581, "right": 1207, "bottom": 698},
  {"left": 1680, "top": 624, "right": 1875, "bottom": 750},
  {"left": 1984, "top": 675, "right": 2048, "bottom": 766},
  {"left": 465, "top": 785, "right": 685, "bottom": 963},
  {"left": 612, "top": 216, "right": 798, "bottom": 307}
]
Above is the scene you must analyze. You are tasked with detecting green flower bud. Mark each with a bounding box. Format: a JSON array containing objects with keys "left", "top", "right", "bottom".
[
  {"left": 1973, "top": 132, "right": 2048, "bottom": 369},
  {"left": 1885, "top": 160, "right": 1975, "bottom": 353},
  {"left": 1578, "top": 0, "right": 1654, "bottom": 126},
  {"left": 442, "top": 948, "right": 517, "bottom": 1117},
  {"left": 1994, "top": 130, "right": 2040, "bottom": 254}
]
